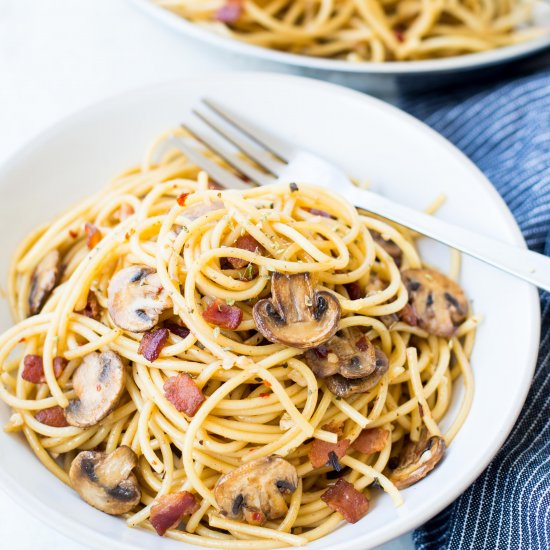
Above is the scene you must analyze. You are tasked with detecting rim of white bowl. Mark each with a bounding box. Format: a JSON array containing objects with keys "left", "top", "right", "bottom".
[
  {"left": 0, "top": 73, "right": 541, "bottom": 549},
  {"left": 130, "top": 0, "right": 550, "bottom": 75}
]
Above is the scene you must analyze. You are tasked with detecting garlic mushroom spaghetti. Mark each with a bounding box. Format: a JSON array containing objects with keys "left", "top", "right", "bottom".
[
  {"left": 0, "top": 129, "right": 477, "bottom": 547},
  {"left": 157, "top": 0, "right": 545, "bottom": 62}
]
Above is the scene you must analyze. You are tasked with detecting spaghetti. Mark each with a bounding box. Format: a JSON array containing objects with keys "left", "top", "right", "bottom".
[
  {"left": 157, "top": 0, "right": 544, "bottom": 62},
  {"left": 0, "top": 130, "right": 477, "bottom": 547}
]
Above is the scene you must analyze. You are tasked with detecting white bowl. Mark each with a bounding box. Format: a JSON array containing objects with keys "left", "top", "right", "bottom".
[
  {"left": 131, "top": 0, "right": 550, "bottom": 93},
  {"left": 0, "top": 73, "right": 540, "bottom": 549}
]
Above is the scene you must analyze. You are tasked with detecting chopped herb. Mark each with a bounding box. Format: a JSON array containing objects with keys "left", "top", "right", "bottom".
[
  {"left": 221, "top": 346, "right": 233, "bottom": 351},
  {"left": 213, "top": 327, "right": 220, "bottom": 339},
  {"left": 226, "top": 298, "right": 235, "bottom": 306},
  {"left": 327, "top": 450, "right": 342, "bottom": 472}
]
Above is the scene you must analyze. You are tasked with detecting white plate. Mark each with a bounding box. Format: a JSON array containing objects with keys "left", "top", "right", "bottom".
[
  {"left": 131, "top": 0, "right": 550, "bottom": 85},
  {"left": 0, "top": 74, "right": 540, "bottom": 550}
]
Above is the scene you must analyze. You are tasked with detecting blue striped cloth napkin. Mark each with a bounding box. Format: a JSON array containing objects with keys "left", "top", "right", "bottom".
[{"left": 400, "top": 69, "right": 550, "bottom": 549}]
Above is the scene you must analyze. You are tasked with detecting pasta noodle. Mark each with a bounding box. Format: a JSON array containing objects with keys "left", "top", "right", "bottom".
[
  {"left": 0, "top": 129, "right": 476, "bottom": 547},
  {"left": 157, "top": 0, "right": 545, "bottom": 62}
]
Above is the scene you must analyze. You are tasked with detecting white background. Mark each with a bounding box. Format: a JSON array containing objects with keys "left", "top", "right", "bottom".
[{"left": 0, "top": 0, "right": 415, "bottom": 548}]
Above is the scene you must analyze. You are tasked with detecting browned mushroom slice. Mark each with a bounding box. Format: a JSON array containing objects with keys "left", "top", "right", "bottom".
[
  {"left": 107, "top": 265, "right": 172, "bottom": 332},
  {"left": 214, "top": 455, "right": 298, "bottom": 526},
  {"left": 65, "top": 351, "right": 125, "bottom": 428},
  {"left": 401, "top": 268, "right": 468, "bottom": 337},
  {"left": 304, "top": 327, "right": 377, "bottom": 379},
  {"left": 69, "top": 446, "right": 141, "bottom": 515},
  {"left": 252, "top": 272, "right": 341, "bottom": 349},
  {"left": 28, "top": 250, "right": 61, "bottom": 316},
  {"left": 325, "top": 349, "right": 389, "bottom": 398},
  {"left": 372, "top": 231, "right": 402, "bottom": 266},
  {"left": 389, "top": 429, "right": 446, "bottom": 489}
]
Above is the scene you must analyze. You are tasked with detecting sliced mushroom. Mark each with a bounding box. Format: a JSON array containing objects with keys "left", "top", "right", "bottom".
[
  {"left": 65, "top": 351, "right": 125, "bottom": 428},
  {"left": 372, "top": 231, "right": 402, "bottom": 266},
  {"left": 28, "top": 250, "right": 61, "bottom": 316},
  {"left": 389, "top": 429, "right": 446, "bottom": 489},
  {"left": 325, "top": 349, "right": 389, "bottom": 398},
  {"left": 401, "top": 268, "right": 468, "bottom": 337},
  {"left": 304, "top": 327, "right": 377, "bottom": 379},
  {"left": 252, "top": 272, "right": 341, "bottom": 349},
  {"left": 214, "top": 455, "right": 298, "bottom": 526},
  {"left": 107, "top": 265, "right": 172, "bottom": 332},
  {"left": 69, "top": 446, "right": 141, "bottom": 515}
]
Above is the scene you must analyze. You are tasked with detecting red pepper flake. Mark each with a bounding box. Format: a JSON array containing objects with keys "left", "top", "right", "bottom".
[
  {"left": 150, "top": 491, "right": 200, "bottom": 536},
  {"left": 176, "top": 193, "right": 190, "bottom": 207},
  {"left": 35, "top": 405, "right": 69, "bottom": 427},
  {"left": 345, "top": 282, "right": 363, "bottom": 300},
  {"left": 215, "top": 0, "right": 243, "bottom": 23},
  {"left": 351, "top": 428, "right": 389, "bottom": 455},
  {"left": 395, "top": 29, "right": 405, "bottom": 43},
  {"left": 355, "top": 336, "right": 368, "bottom": 352},
  {"left": 202, "top": 298, "right": 243, "bottom": 330},
  {"left": 18, "top": 337, "right": 26, "bottom": 343},
  {"left": 164, "top": 373, "right": 205, "bottom": 417},
  {"left": 321, "top": 479, "right": 369, "bottom": 524},
  {"left": 69, "top": 229, "right": 79, "bottom": 239},
  {"left": 138, "top": 328, "right": 170, "bottom": 362},
  {"left": 22, "top": 355, "right": 66, "bottom": 384},
  {"left": 307, "top": 207, "right": 333, "bottom": 218},
  {"left": 84, "top": 223, "right": 102, "bottom": 249},
  {"left": 114, "top": 203, "right": 134, "bottom": 222},
  {"left": 226, "top": 234, "right": 264, "bottom": 269},
  {"left": 263, "top": 380, "right": 272, "bottom": 388},
  {"left": 309, "top": 437, "right": 350, "bottom": 469},
  {"left": 164, "top": 321, "right": 190, "bottom": 339},
  {"left": 78, "top": 291, "right": 101, "bottom": 321},
  {"left": 259, "top": 392, "right": 270, "bottom": 398},
  {"left": 250, "top": 511, "right": 265, "bottom": 525}
]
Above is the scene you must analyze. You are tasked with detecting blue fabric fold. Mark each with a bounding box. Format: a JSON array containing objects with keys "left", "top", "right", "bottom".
[{"left": 400, "top": 69, "right": 550, "bottom": 550}]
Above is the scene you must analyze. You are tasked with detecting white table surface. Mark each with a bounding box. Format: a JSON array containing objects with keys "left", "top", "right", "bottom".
[{"left": 0, "top": 1, "right": 413, "bottom": 548}]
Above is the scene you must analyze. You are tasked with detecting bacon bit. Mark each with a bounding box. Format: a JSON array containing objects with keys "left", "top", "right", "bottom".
[
  {"left": 215, "top": 0, "right": 243, "bottom": 23},
  {"left": 307, "top": 207, "right": 333, "bottom": 218},
  {"left": 355, "top": 336, "right": 368, "bottom": 352},
  {"left": 138, "top": 328, "right": 170, "bottom": 362},
  {"left": 309, "top": 437, "right": 350, "bottom": 469},
  {"left": 150, "top": 491, "right": 199, "bottom": 536},
  {"left": 69, "top": 229, "right": 79, "bottom": 239},
  {"left": 84, "top": 223, "right": 102, "bottom": 249},
  {"left": 321, "top": 479, "right": 369, "bottom": 524},
  {"left": 322, "top": 421, "right": 344, "bottom": 436},
  {"left": 399, "top": 303, "right": 418, "bottom": 326},
  {"left": 226, "top": 234, "right": 264, "bottom": 269},
  {"left": 22, "top": 355, "right": 66, "bottom": 383},
  {"left": 35, "top": 406, "right": 68, "bottom": 427},
  {"left": 351, "top": 428, "right": 389, "bottom": 455},
  {"left": 164, "top": 321, "right": 190, "bottom": 339},
  {"left": 78, "top": 291, "right": 101, "bottom": 320},
  {"left": 114, "top": 203, "right": 135, "bottom": 222},
  {"left": 345, "top": 282, "right": 363, "bottom": 300},
  {"left": 176, "top": 193, "right": 190, "bottom": 207},
  {"left": 164, "top": 373, "right": 205, "bottom": 417},
  {"left": 202, "top": 299, "right": 243, "bottom": 330},
  {"left": 259, "top": 392, "right": 270, "bottom": 398}
]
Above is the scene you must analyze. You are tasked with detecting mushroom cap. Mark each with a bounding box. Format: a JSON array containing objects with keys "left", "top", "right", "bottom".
[
  {"left": 402, "top": 268, "right": 468, "bottom": 337},
  {"left": 304, "top": 327, "right": 377, "bottom": 379},
  {"left": 325, "top": 348, "right": 389, "bottom": 398},
  {"left": 214, "top": 455, "right": 298, "bottom": 525},
  {"left": 107, "top": 265, "right": 172, "bottom": 332},
  {"left": 389, "top": 429, "right": 446, "bottom": 489},
  {"left": 69, "top": 446, "right": 141, "bottom": 515},
  {"left": 253, "top": 272, "right": 341, "bottom": 350},
  {"left": 65, "top": 351, "right": 126, "bottom": 428},
  {"left": 29, "top": 249, "right": 60, "bottom": 316}
]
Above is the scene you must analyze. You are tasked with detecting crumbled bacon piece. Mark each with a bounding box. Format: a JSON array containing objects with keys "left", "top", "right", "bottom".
[
  {"left": 202, "top": 299, "right": 243, "bottom": 330},
  {"left": 164, "top": 321, "right": 190, "bottom": 339},
  {"left": 22, "top": 355, "right": 66, "bottom": 383},
  {"left": 215, "top": 0, "right": 243, "bottom": 23},
  {"left": 309, "top": 437, "right": 350, "bottom": 469},
  {"left": 345, "top": 282, "right": 363, "bottom": 300},
  {"left": 139, "top": 328, "right": 170, "bottom": 362},
  {"left": 164, "top": 373, "right": 205, "bottom": 417},
  {"left": 35, "top": 405, "right": 68, "bottom": 427},
  {"left": 399, "top": 303, "right": 418, "bottom": 326},
  {"left": 114, "top": 203, "right": 135, "bottom": 222},
  {"left": 78, "top": 291, "right": 101, "bottom": 320},
  {"left": 176, "top": 193, "right": 190, "bottom": 207},
  {"left": 307, "top": 207, "right": 333, "bottom": 218},
  {"left": 85, "top": 223, "right": 102, "bottom": 249},
  {"left": 226, "top": 234, "right": 264, "bottom": 269},
  {"left": 321, "top": 479, "right": 369, "bottom": 523},
  {"left": 150, "top": 491, "right": 199, "bottom": 536},
  {"left": 351, "top": 428, "right": 389, "bottom": 455}
]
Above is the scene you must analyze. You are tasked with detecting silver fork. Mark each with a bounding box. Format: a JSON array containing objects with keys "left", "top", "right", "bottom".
[{"left": 175, "top": 98, "right": 550, "bottom": 293}]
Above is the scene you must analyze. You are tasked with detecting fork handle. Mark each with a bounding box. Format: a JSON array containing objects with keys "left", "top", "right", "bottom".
[{"left": 346, "top": 186, "right": 550, "bottom": 293}]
